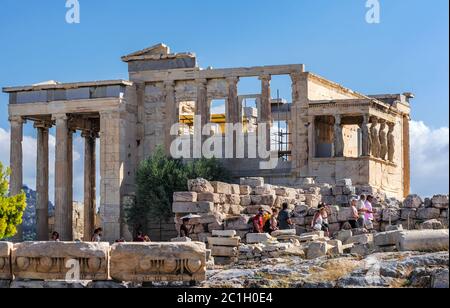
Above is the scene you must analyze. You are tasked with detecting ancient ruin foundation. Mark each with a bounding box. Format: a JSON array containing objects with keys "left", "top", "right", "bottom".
[{"left": 2, "top": 43, "right": 412, "bottom": 242}]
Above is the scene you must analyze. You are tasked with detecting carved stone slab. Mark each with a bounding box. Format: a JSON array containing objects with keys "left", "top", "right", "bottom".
[
  {"left": 0, "top": 242, "right": 13, "bottom": 280},
  {"left": 12, "top": 242, "right": 109, "bottom": 281},
  {"left": 110, "top": 242, "right": 206, "bottom": 283}
]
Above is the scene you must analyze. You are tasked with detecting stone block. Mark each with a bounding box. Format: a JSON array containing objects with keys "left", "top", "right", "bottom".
[
  {"left": 374, "top": 230, "right": 401, "bottom": 247},
  {"left": 208, "top": 236, "right": 240, "bottom": 247},
  {"left": 254, "top": 185, "right": 275, "bottom": 196},
  {"left": 171, "top": 237, "right": 192, "bottom": 242},
  {"left": 432, "top": 195, "right": 449, "bottom": 209},
  {"left": 342, "top": 186, "right": 356, "bottom": 195},
  {"left": 336, "top": 179, "right": 352, "bottom": 187},
  {"left": 211, "top": 246, "right": 238, "bottom": 257},
  {"left": 306, "top": 242, "right": 328, "bottom": 259},
  {"left": 239, "top": 185, "right": 252, "bottom": 195},
  {"left": 251, "top": 194, "right": 276, "bottom": 206},
  {"left": 231, "top": 184, "right": 240, "bottom": 195},
  {"left": 271, "top": 229, "right": 297, "bottom": 237},
  {"left": 211, "top": 181, "right": 232, "bottom": 194},
  {"left": 226, "top": 194, "right": 241, "bottom": 205},
  {"left": 110, "top": 242, "right": 207, "bottom": 283},
  {"left": 173, "top": 192, "right": 197, "bottom": 202},
  {"left": 416, "top": 208, "right": 441, "bottom": 220},
  {"left": 335, "top": 195, "right": 349, "bottom": 205},
  {"left": 188, "top": 178, "right": 214, "bottom": 193},
  {"left": 420, "top": 219, "right": 444, "bottom": 230},
  {"left": 350, "top": 244, "right": 372, "bottom": 256},
  {"left": 229, "top": 204, "right": 243, "bottom": 215},
  {"left": 240, "top": 177, "right": 264, "bottom": 188},
  {"left": 246, "top": 233, "right": 274, "bottom": 244},
  {"left": 305, "top": 194, "right": 321, "bottom": 208},
  {"left": 224, "top": 216, "right": 252, "bottom": 231},
  {"left": 431, "top": 268, "right": 449, "bottom": 289},
  {"left": 396, "top": 230, "right": 449, "bottom": 252},
  {"left": 240, "top": 195, "right": 252, "bottom": 206},
  {"left": 382, "top": 207, "right": 401, "bottom": 222},
  {"left": 332, "top": 186, "right": 343, "bottom": 195},
  {"left": 403, "top": 194, "right": 423, "bottom": 208},
  {"left": 245, "top": 205, "right": 272, "bottom": 215},
  {"left": 0, "top": 242, "right": 13, "bottom": 280},
  {"left": 172, "top": 202, "right": 214, "bottom": 214},
  {"left": 275, "top": 187, "right": 297, "bottom": 198},
  {"left": 327, "top": 239, "right": 343, "bottom": 255},
  {"left": 212, "top": 230, "right": 237, "bottom": 237},
  {"left": 401, "top": 208, "right": 417, "bottom": 220},
  {"left": 12, "top": 242, "right": 109, "bottom": 281},
  {"left": 344, "top": 234, "right": 373, "bottom": 245},
  {"left": 197, "top": 233, "right": 212, "bottom": 243},
  {"left": 197, "top": 192, "right": 220, "bottom": 203},
  {"left": 337, "top": 207, "right": 353, "bottom": 222}
]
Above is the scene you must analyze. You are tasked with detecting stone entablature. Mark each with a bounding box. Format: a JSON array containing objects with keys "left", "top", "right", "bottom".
[{"left": 0, "top": 241, "right": 207, "bottom": 284}]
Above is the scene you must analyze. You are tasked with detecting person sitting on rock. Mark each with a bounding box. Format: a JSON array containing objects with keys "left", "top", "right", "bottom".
[
  {"left": 278, "top": 203, "right": 294, "bottom": 230},
  {"left": 268, "top": 208, "right": 279, "bottom": 234},
  {"left": 252, "top": 208, "right": 265, "bottom": 233},
  {"left": 312, "top": 204, "right": 330, "bottom": 236},
  {"left": 134, "top": 231, "right": 146, "bottom": 242},
  {"left": 91, "top": 227, "right": 103, "bottom": 242},
  {"left": 51, "top": 231, "right": 60, "bottom": 242}
]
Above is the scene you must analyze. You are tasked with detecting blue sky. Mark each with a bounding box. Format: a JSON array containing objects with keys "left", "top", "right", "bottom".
[{"left": 0, "top": 0, "right": 448, "bottom": 197}]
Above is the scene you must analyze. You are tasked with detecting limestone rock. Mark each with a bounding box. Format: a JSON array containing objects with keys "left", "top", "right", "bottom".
[
  {"left": 374, "top": 230, "right": 401, "bottom": 247},
  {"left": 431, "top": 268, "right": 449, "bottom": 288},
  {"left": 231, "top": 184, "right": 240, "bottom": 195},
  {"left": 420, "top": 219, "right": 444, "bottom": 230},
  {"left": 403, "top": 194, "right": 423, "bottom": 208},
  {"left": 271, "top": 229, "right": 297, "bottom": 237},
  {"left": 239, "top": 185, "right": 252, "bottom": 195},
  {"left": 240, "top": 177, "right": 264, "bottom": 188},
  {"left": 224, "top": 216, "right": 251, "bottom": 231},
  {"left": 306, "top": 242, "right": 328, "bottom": 259},
  {"left": 172, "top": 202, "right": 214, "bottom": 214},
  {"left": 171, "top": 237, "right": 192, "bottom": 242},
  {"left": 197, "top": 192, "right": 220, "bottom": 203},
  {"left": 12, "top": 242, "right": 109, "bottom": 281},
  {"left": 211, "top": 246, "right": 238, "bottom": 257},
  {"left": 416, "top": 208, "right": 441, "bottom": 220},
  {"left": 240, "top": 195, "right": 252, "bottom": 206},
  {"left": 254, "top": 185, "right": 275, "bottom": 196},
  {"left": 396, "top": 230, "right": 449, "bottom": 252},
  {"left": 208, "top": 237, "right": 240, "bottom": 247},
  {"left": 350, "top": 244, "right": 372, "bottom": 256},
  {"left": 431, "top": 195, "right": 449, "bottom": 209},
  {"left": 188, "top": 178, "right": 214, "bottom": 193},
  {"left": 211, "top": 181, "right": 232, "bottom": 194},
  {"left": 110, "top": 242, "right": 207, "bottom": 283},
  {"left": 246, "top": 233, "right": 274, "bottom": 244},
  {"left": 212, "top": 230, "right": 237, "bottom": 237},
  {"left": 173, "top": 192, "right": 197, "bottom": 202},
  {"left": 345, "top": 234, "right": 373, "bottom": 246}
]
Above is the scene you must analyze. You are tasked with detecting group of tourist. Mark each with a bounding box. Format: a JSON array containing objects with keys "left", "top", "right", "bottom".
[
  {"left": 252, "top": 203, "right": 294, "bottom": 234},
  {"left": 251, "top": 194, "right": 376, "bottom": 237}
]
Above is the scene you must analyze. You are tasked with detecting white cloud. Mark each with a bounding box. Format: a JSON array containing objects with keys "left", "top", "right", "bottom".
[{"left": 410, "top": 120, "right": 449, "bottom": 197}]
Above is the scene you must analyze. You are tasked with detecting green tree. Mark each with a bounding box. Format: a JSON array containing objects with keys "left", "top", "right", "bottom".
[
  {"left": 0, "top": 162, "right": 27, "bottom": 239},
  {"left": 125, "top": 146, "right": 230, "bottom": 235}
]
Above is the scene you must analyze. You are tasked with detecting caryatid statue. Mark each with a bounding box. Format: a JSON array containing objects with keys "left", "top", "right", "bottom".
[
  {"left": 387, "top": 122, "right": 395, "bottom": 162},
  {"left": 361, "top": 115, "right": 370, "bottom": 156},
  {"left": 379, "top": 120, "right": 388, "bottom": 160},
  {"left": 370, "top": 117, "right": 381, "bottom": 158},
  {"left": 334, "top": 115, "right": 344, "bottom": 157}
]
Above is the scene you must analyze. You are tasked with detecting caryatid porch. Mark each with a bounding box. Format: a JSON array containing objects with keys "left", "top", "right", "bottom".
[{"left": 4, "top": 80, "right": 136, "bottom": 242}]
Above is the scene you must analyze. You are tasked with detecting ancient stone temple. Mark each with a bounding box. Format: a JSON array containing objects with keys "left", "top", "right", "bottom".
[{"left": 2, "top": 43, "right": 412, "bottom": 242}]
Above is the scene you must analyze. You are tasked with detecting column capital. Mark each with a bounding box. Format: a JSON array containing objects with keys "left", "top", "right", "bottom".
[
  {"left": 259, "top": 74, "right": 272, "bottom": 82},
  {"left": 164, "top": 80, "right": 175, "bottom": 89},
  {"left": 8, "top": 115, "right": 25, "bottom": 125},
  {"left": 81, "top": 129, "right": 99, "bottom": 139},
  {"left": 370, "top": 116, "right": 379, "bottom": 124},
  {"left": 226, "top": 76, "right": 239, "bottom": 85},
  {"left": 34, "top": 121, "right": 52, "bottom": 130},
  {"left": 52, "top": 113, "right": 69, "bottom": 122},
  {"left": 196, "top": 78, "right": 208, "bottom": 87}
]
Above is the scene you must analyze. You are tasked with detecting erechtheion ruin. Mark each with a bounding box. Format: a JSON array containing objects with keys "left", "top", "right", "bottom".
[{"left": 2, "top": 43, "right": 413, "bottom": 242}]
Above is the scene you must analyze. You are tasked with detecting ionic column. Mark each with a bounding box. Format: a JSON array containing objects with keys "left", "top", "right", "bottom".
[
  {"left": 196, "top": 79, "right": 209, "bottom": 123},
  {"left": 67, "top": 127, "right": 74, "bottom": 239},
  {"left": 164, "top": 81, "right": 178, "bottom": 155},
  {"left": 226, "top": 77, "right": 240, "bottom": 124},
  {"left": 82, "top": 130, "right": 97, "bottom": 241},
  {"left": 334, "top": 115, "right": 344, "bottom": 157},
  {"left": 361, "top": 115, "right": 371, "bottom": 156},
  {"left": 9, "top": 116, "right": 25, "bottom": 241},
  {"left": 53, "top": 114, "right": 72, "bottom": 241},
  {"left": 34, "top": 121, "right": 51, "bottom": 241},
  {"left": 259, "top": 74, "right": 272, "bottom": 151}
]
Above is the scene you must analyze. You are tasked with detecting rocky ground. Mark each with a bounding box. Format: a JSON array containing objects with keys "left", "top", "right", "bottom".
[{"left": 201, "top": 251, "right": 449, "bottom": 288}]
